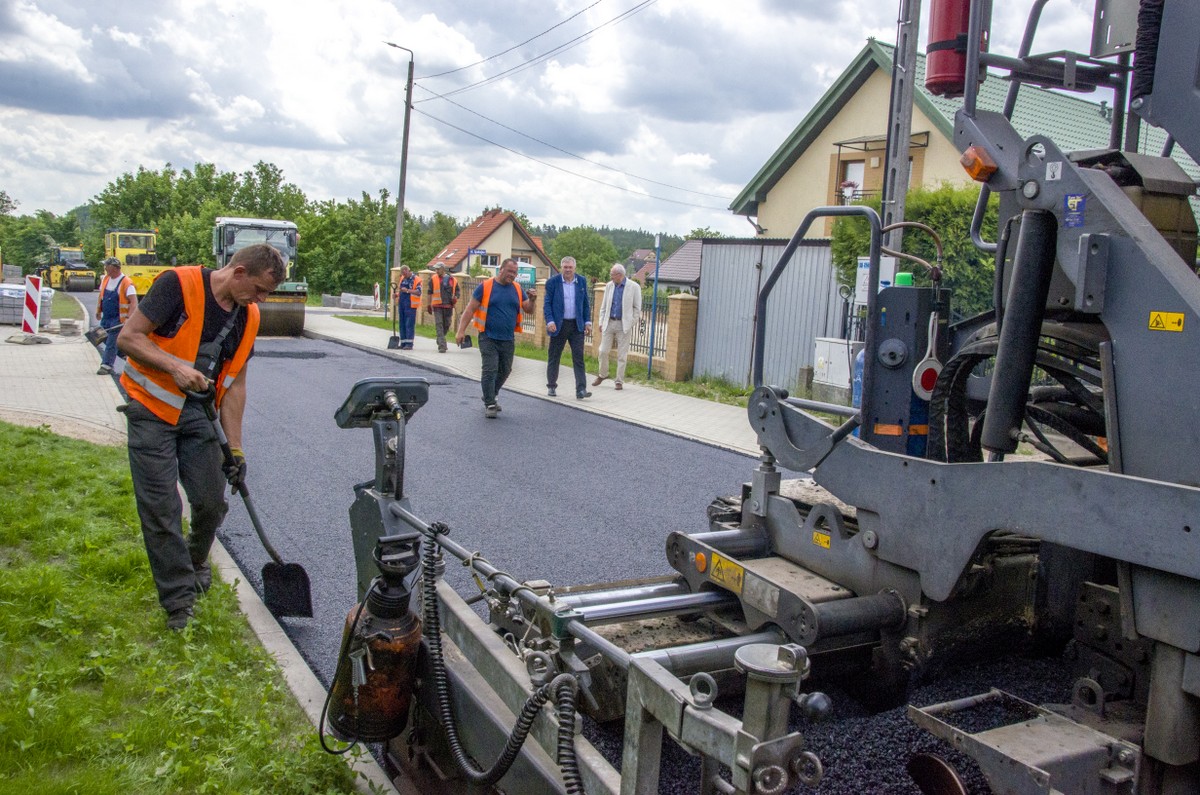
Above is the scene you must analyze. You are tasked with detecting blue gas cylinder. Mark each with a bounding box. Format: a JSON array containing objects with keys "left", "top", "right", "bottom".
[{"left": 852, "top": 347, "right": 865, "bottom": 409}]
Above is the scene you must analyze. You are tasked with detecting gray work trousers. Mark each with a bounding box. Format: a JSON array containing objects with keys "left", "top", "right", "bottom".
[
  {"left": 433, "top": 307, "right": 454, "bottom": 351},
  {"left": 125, "top": 399, "right": 228, "bottom": 613},
  {"left": 478, "top": 334, "right": 515, "bottom": 406}
]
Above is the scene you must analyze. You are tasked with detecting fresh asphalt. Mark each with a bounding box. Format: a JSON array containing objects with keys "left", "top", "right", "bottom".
[{"left": 230, "top": 336, "right": 754, "bottom": 686}]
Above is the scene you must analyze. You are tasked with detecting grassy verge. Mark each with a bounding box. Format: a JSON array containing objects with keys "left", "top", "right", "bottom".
[
  {"left": 337, "top": 315, "right": 758, "bottom": 407},
  {"left": 51, "top": 290, "right": 85, "bottom": 322},
  {"left": 0, "top": 422, "right": 359, "bottom": 795}
]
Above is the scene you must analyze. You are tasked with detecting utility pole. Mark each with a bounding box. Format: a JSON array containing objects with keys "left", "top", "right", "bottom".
[{"left": 385, "top": 42, "right": 415, "bottom": 278}]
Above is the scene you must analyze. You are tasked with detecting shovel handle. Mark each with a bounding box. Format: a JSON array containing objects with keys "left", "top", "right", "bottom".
[{"left": 184, "top": 387, "right": 285, "bottom": 566}]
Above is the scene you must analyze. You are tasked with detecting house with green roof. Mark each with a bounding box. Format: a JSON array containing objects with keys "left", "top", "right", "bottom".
[{"left": 731, "top": 39, "right": 1187, "bottom": 239}]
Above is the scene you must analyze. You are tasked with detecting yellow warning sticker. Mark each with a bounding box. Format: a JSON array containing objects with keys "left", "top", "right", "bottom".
[
  {"left": 1149, "top": 311, "right": 1184, "bottom": 332},
  {"left": 708, "top": 553, "right": 744, "bottom": 594},
  {"left": 812, "top": 531, "right": 831, "bottom": 549}
]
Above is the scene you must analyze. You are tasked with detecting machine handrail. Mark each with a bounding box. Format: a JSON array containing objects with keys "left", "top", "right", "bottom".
[{"left": 753, "top": 206, "right": 882, "bottom": 401}]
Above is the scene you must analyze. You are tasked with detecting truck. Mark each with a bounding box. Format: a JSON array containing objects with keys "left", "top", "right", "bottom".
[
  {"left": 37, "top": 246, "right": 97, "bottom": 292},
  {"left": 212, "top": 217, "right": 306, "bottom": 336},
  {"left": 326, "top": 2, "right": 1200, "bottom": 793},
  {"left": 104, "top": 228, "right": 169, "bottom": 295}
]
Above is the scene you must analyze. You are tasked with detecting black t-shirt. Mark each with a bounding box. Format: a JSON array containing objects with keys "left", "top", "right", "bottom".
[{"left": 138, "top": 268, "right": 253, "bottom": 371}]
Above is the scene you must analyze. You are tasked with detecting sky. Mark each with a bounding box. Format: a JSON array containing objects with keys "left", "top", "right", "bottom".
[{"left": 0, "top": 0, "right": 1094, "bottom": 237}]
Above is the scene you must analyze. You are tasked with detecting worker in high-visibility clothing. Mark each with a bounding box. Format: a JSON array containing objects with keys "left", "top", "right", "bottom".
[
  {"left": 118, "top": 244, "right": 285, "bottom": 631},
  {"left": 396, "top": 266, "right": 420, "bottom": 350},
  {"left": 95, "top": 257, "right": 138, "bottom": 375},
  {"left": 455, "top": 258, "right": 536, "bottom": 418}
]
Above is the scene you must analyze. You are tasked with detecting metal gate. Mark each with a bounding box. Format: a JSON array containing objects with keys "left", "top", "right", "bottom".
[{"left": 693, "top": 238, "right": 844, "bottom": 390}]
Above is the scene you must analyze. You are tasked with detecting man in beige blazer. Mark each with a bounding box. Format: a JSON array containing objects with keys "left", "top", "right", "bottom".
[{"left": 593, "top": 263, "right": 642, "bottom": 390}]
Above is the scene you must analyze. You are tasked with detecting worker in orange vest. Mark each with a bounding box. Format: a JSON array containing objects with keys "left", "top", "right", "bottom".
[
  {"left": 430, "top": 262, "right": 460, "bottom": 353},
  {"left": 397, "top": 266, "right": 420, "bottom": 350},
  {"left": 455, "top": 258, "right": 536, "bottom": 418},
  {"left": 118, "top": 244, "right": 285, "bottom": 630},
  {"left": 95, "top": 257, "right": 138, "bottom": 375}
]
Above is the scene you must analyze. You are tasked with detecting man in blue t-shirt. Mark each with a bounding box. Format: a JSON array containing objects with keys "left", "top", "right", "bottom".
[{"left": 455, "top": 258, "right": 536, "bottom": 418}]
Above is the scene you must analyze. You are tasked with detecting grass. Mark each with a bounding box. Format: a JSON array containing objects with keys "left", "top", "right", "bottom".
[
  {"left": 0, "top": 422, "right": 360, "bottom": 795},
  {"left": 51, "top": 290, "right": 85, "bottom": 322},
  {"left": 337, "top": 314, "right": 758, "bottom": 407}
]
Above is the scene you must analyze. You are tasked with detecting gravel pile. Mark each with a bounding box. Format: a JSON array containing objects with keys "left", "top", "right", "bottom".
[{"left": 582, "top": 654, "right": 1076, "bottom": 794}]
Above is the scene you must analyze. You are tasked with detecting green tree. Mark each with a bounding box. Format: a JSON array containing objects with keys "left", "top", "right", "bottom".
[
  {"left": 233, "top": 161, "right": 307, "bottom": 220},
  {"left": 831, "top": 182, "right": 999, "bottom": 317},
  {"left": 412, "top": 210, "right": 462, "bottom": 268},
  {"left": 0, "top": 190, "right": 16, "bottom": 215},
  {"left": 686, "top": 226, "right": 724, "bottom": 239},
  {"left": 548, "top": 226, "right": 619, "bottom": 281},
  {"left": 298, "top": 190, "right": 395, "bottom": 294}
]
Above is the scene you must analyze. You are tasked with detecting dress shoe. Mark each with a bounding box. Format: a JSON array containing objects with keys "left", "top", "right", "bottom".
[
  {"left": 592, "top": 376, "right": 605, "bottom": 386},
  {"left": 615, "top": 382, "right": 623, "bottom": 390}
]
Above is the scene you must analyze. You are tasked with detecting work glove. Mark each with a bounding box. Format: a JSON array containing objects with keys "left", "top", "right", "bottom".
[{"left": 224, "top": 447, "right": 247, "bottom": 490}]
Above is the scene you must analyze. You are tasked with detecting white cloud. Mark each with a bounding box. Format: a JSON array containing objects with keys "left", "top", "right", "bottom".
[{"left": 0, "top": 0, "right": 1099, "bottom": 238}]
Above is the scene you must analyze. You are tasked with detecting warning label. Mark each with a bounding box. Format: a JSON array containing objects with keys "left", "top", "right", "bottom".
[
  {"left": 812, "top": 531, "right": 831, "bottom": 549},
  {"left": 708, "top": 553, "right": 744, "bottom": 594},
  {"left": 1148, "top": 311, "right": 1184, "bottom": 332}
]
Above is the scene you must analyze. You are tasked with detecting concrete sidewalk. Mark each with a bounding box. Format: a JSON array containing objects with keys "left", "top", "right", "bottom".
[{"left": 304, "top": 308, "right": 760, "bottom": 457}]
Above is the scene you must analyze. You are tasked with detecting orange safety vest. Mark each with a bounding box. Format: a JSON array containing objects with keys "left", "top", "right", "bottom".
[
  {"left": 120, "top": 266, "right": 260, "bottom": 425},
  {"left": 472, "top": 278, "right": 524, "bottom": 334},
  {"left": 408, "top": 277, "right": 422, "bottom": 309},
  {"left": 430, "top": 274, "right": 457, "bottom": 308},
  {"left": 98, "top": 273, "right": 133, "bottom": 322}
]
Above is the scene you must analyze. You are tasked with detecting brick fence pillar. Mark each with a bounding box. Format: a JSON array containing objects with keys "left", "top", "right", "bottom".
[
  {"left": 591, "top": 283, "right": 605, "bottom": 356},
  {"left": 416, "top": 269, "right": 433, "bottom": 325},
  {"left": 663, "top": 293, "right": 698, "bottom": 382},
  {"left": 531, "top": 279, "right": 548, "bottom": 349}
]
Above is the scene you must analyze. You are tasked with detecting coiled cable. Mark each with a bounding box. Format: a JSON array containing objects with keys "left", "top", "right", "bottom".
[{"left": 421, "top": 521, "right": 584, "bottom": 792}]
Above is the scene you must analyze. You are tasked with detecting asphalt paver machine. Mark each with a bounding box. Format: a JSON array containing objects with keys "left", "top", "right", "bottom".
[{"left": 330, "top": 1, "right": 1200, "bottom": 792}]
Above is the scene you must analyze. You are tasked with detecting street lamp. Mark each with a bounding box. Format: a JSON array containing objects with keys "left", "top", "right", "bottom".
[{"left": 385, "top": 41, "right": 415, "bottom": 287}]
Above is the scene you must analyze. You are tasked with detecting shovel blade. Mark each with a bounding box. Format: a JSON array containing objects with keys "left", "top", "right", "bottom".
[
  {"left": 262, "top": 562, "right": 313, "bottom": 618},
  {"left": 387, "top": 335, "right": 401, "bottom": 349}
]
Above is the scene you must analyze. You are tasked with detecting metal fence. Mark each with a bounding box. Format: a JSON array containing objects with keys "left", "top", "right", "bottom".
[
  {"left": 693, "top": 238, "right": 843, "bottom": 390},
  {"left": 628, "top": 300, "right": 669, "bottom": 359}
]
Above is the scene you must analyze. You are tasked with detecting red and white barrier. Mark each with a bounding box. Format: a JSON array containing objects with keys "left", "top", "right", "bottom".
[{"left": 22, "top": 275, "right": 42, "bottom": 334}]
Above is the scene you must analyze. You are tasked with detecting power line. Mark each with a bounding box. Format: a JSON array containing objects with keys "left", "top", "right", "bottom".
[
  {"left": 417, "top": 0, "right": 606, "bottom": 80},
  {"left": 413, "top": 106, "right": 730, "bottom": 211},
  {"left": 415, "top": 0, "right": 657, "bottom": 102},
  {"left": 414, "top": 83, "right": 733, "bottom": 201}
]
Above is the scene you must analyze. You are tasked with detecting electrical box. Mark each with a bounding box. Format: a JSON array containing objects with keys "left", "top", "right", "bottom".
[{"left": 813, "top": 337, "right": 863, "bottom": 389}]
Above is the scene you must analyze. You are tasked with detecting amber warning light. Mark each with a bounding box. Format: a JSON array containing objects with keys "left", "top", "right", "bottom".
[{"left": 960, "top": 145, "right": 998, "bottom": 182}]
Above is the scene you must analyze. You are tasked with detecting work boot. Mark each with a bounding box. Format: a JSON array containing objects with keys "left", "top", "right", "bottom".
[
  {"left": 576, "top": 390, "right": 592, "bottom": 400},
  {"left": 96, "top": 364, "right": 112, "bottom": 375},
  {"left": 194, "top": 561, "right": 212, "bottom": 594},
  {"left": 166, "top": 606, "right": 194, "bottom": 631},
  {"left": 547, "top": 386, "right": 557, "bottom": 397},
  {"left": 484, "top": 404, "right": 499, "bottom": 419},
  {"left": 592, "top": 376, "right": 605, "bottom": 386}
]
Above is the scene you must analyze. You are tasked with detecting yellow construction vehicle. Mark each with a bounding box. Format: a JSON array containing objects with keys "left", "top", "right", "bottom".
[
  {"left": 104, "top": 228, "right": 169, "bottom": 295},
  {"left": 36, "top": 246, "right": 98, "bottom": 292}
]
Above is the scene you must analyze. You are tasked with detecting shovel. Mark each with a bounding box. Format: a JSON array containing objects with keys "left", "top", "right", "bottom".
[
  {"left": 387, "top": 302, "right": 400, "bottom": 349},
  {"left": 190, "top": 389, "right": 313, "bottom": 618}
]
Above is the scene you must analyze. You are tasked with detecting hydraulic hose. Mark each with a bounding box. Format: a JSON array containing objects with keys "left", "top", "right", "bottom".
[{"left": 420, "top": 522, "right": 584, "bottom": 793}]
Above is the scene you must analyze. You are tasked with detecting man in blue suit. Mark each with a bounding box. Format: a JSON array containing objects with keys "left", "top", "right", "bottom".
[{"left": 543, "top": 256, "right": 592, "bottom": 399}]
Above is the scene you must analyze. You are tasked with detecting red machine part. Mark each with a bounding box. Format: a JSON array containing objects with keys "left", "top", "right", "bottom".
[{"left": 925, "top": 0, "right": 991, "bottom": 98}]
